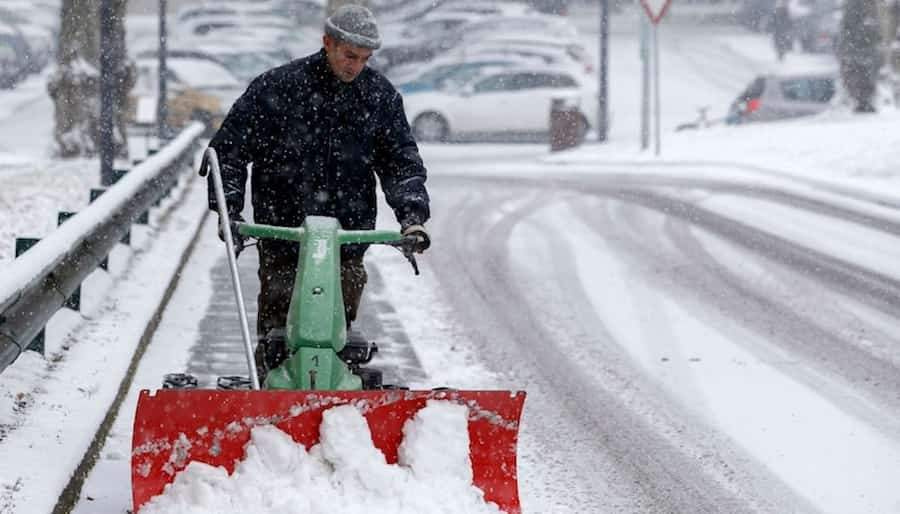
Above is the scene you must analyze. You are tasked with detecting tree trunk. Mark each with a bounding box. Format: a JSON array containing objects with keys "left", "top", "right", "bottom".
[
  {"left": 48, "top": 0, "right": 131, "bottom": 158},
  {"left": 840, "top": 0, "right": 882, "bottom": 113}
]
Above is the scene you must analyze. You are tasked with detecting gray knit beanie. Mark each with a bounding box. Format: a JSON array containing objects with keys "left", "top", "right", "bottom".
[{"left": 324, "top": 5, "right": 381, "bottom": 50}]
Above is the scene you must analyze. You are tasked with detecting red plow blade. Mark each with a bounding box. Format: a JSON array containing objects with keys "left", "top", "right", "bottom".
[{"left": 132, "top": 389, "right": 526, "bottom": 513}]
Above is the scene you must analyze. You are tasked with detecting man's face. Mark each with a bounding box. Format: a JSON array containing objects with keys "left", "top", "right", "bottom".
[{"left": 323, "top": 35, "right": 373, "bottom": 83}]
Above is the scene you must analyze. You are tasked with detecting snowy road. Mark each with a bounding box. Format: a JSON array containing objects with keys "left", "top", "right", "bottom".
[
  {"left": 4, "top": 6, "right": 898, "bottom": 514},
  {"left": 69, "top": 167, "right": 900, "bottom": 513},
  {"left": 417, "top": 174, "right": 900, "bottom": 513}
]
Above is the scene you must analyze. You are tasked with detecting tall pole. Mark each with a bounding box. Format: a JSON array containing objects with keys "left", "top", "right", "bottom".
[
  {"left": 653, "top": 24, "right": 661, "bottom": 156},
  {"left": 597, "top": 0, "right": 609, "bottom": 142},
  {"left": 99, "top": 0, "right": 115, "bottom": 185},
  {"left": 157, "top": 0, "right": 169, "bottom": 142},
  {"left": 640, "top": 16, "right": 650, "bottom": 151}
]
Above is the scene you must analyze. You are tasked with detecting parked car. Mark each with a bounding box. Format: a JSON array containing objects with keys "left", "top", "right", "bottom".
[
  {"left": 389, "top": 40, "right": 590, "bottom": 87},
  {"left": 465, "top": 34, "right": 591, "bottom": 73},
  {"left": 432, "top": 1, "right": 537, "bottom": 17},
  {"left": 737, "top": 0, "right": 776, "bottom": 31},
  {"left": 289, "top": 0, "right": 326, "bottom": 25},
  {"left": 381, "top": 11, "right": 480, "bottom": 42},
  {"left": 196, "top": 46, "right": 283, "bottom": 82},
  {"left": 403, "top": 66, "right": 596, "bottom": 142},
  {"left": 0, "top": 8, "right": 54, "bottom": 74},
  {"left": 531, "top": 0, "right": 571, "bottom": 15},
  {"left": 795, "top": 6, "right": 841, "bottom": 53},
  {"left": 726, "top": 71, "right": 837, "bottom": 124},
  {"left": 137, "top": 44, "right": 283, "bottom": 83},
  {"left": 396, "top": 59, "right": 532, "bottom": 95},
  {"left": 127, "top": 57, "right": 243, "bottom": 134},
  {"left": 175, "top": 1, "right": 295, "bottom": 28},
  {"left": 178, "top": 13, "right": 295, "bottom": 38},
  {"left": 2, "top": 0, "right": 59, "bottom": 38},
  {"left": 0, "top": 34, "right": 22, "bottom": 88},
  {"left": 375, "top": 14, "right": 577, "bottom": 72},
  {"left": 0, "top": 25, "right": 29, "bottom": 88}
]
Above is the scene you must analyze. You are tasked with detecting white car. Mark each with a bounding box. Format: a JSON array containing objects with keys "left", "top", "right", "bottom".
[
  {"left": 432, "top": 1, "right": 537, "bottom": 17},
  {"left": 403, "top": 66, "right": 597, "bottom": 142},
  {"left": 386, "top": 48, "right": 548, "bottom": 84},
  {"left": 468, "top": 33, "right": 591, "bottom": 72},
  {"left": 381, "top": 11, "right": 482, "bottom": 42},
  {"left": 460, "top": 15, "right": 578, "bottom": 43}
]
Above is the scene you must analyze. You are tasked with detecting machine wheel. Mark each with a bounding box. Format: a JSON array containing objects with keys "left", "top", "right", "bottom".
[
  {"left": 412, "top": 112, "right": 449, "bottom": 142},
  {"left": 162, "top": 373, "right": 198, "bottom": 389}
]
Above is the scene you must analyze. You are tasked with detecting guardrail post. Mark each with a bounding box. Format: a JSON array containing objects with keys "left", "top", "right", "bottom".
[
  {"left": 15, "top": 238, "right": 45, "bottom": 354},
  {"left": 15, "top": 238, "right": 39, "bottom": 257},
  {"left": 57, "top": 212, "right": 82, "bottom": 311},
  {"left": 0, "top": 124, "right": 205, "bottom": 378},
  {"left": 113, "top": 167, "right": 129, "bottom": 183}
]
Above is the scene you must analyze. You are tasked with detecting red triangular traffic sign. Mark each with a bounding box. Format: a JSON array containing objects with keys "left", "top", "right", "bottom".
[{"left": 641, "top": 0, "right": 672, "bottom": 24}]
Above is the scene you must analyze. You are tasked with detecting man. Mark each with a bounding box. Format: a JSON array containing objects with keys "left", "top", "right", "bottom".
[
  {"left": 772, "top": 0, "right": 793, "bottom": 61},
  {"left": 207, "top": 5, "right": 431, "bottom": 375}
]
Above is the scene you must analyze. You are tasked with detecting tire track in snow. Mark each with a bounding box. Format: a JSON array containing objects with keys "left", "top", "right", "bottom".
[{"left": 430, "top": 176, "right": 797, "bottom": 513}]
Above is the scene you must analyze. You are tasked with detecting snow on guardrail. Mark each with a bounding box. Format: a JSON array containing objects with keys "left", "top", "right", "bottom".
[{"left": 0, "top": 123, "right": 204, "bottom": 313}]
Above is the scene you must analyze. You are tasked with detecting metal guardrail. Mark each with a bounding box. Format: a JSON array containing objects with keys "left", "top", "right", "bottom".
[{"left": 0, "top": 122, "right": 205, "bottom": 375}]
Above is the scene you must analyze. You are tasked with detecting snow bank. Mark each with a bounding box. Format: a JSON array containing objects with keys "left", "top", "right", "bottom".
[{"left": 140, "top": 401, "right": 502, "bottom": 514}]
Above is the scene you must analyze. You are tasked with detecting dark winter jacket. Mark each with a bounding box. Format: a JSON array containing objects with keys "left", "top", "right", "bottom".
[{"left": 207, "top": 49, "right": 430, "bottom": 258}]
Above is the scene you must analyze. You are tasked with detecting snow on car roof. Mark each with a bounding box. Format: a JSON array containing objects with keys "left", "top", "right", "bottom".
[
  {"left": 435, "top": 0, "right": 536, "bottom": 16},
  {"left": 136, "top": 57, "right": 241, "bottom": 89},
  {"left": 762, "top": 59, "right": 838, "bottom": 77},
  {"left": 474, "top": 31, "right": 582, "bottom": 49}
]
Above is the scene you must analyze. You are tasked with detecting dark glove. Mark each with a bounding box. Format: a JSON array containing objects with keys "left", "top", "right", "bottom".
[
  {"left": 401, "top": 224, "right": 430, "bottom": 254},
  {"left": 218, "top": 213, "right": 247, "bottom": 257}
]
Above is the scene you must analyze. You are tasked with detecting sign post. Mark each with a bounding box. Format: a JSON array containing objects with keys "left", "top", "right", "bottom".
[
  {"left": 597, "top": 0, "right": 609, "bottom": 142},
  {"left": 639, "top": 0, "right": 671, "bottom": 156},
  {"left": 639, "top": 16, "right": 650, "bottom": 151}
]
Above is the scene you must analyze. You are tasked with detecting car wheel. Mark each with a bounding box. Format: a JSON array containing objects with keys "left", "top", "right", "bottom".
[
  {"left": 412, "top": 112, "right": 449, "bottom": 142},
  {"left": 578, "top": 113, "right": 590, "bottom": 139}
]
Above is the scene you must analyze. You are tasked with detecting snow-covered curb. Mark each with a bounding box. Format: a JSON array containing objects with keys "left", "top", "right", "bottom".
[{"left": 0, "top": 168, "right": 208, "bottom": 514}]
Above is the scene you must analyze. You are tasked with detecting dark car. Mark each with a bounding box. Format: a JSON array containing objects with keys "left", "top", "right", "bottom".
[{"left": 726, "top": 72, "right": 837, "bottom": 124}]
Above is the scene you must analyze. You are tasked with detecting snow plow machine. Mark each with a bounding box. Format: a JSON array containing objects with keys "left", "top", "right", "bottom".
[{"left": 130, "top": 149, "right": 526, "bottom": 513}]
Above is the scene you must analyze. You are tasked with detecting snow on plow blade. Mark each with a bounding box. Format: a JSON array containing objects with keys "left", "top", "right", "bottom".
[{"left": 132, "top": 389, "right": 526, "bottom": 513}]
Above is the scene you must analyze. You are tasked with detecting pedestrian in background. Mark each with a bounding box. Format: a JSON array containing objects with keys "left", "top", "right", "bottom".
[{"left": 773, "top": 0, "right": 794, "bottom": 61}]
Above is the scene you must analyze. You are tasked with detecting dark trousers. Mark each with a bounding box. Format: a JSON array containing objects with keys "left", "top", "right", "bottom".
[
  {"left": 255, "top": 239, "right": 367, "bottom": 341},
  {"left": 254, "top": 239, "right": 367, "bottom": 381}
]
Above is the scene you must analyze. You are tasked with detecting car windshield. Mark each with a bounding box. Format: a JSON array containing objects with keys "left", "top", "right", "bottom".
[
  {"left": 214, "top": 53, "right": 276, "bottom": 81},
  {"left": 0, "top": 40, "right": 15, "bottom": 65},
  {"left": 419, "top": 62, "right": 504, "bottom": 83},
  {"left": 740, "top": 77, "right": 767, "bottom": 100},
  {"left": 405, "top": 18, "right": 467, "bottom": 39},
  {"left": 780, "top": 77, "right": 835, "bottom": 103},
  {"left": 138, "top": 58, "right": 240, "bottom": 90}
]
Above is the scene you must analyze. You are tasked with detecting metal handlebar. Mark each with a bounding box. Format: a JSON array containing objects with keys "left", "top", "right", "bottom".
[
  {"left": 201, "top": 147, "right": 261, "bottom": 390},
  {"left": 386, "top": 237, "right": 421, "bottom": 276}
]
